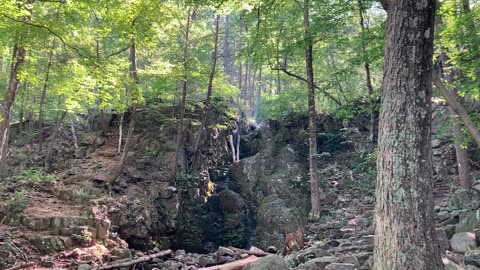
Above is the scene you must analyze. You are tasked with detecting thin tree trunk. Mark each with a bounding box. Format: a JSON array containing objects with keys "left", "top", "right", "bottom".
[
  {"left": 117, "top": 113, "right": 124, "bottom": 153},
  {"left": 448, "top": 107, "right": 472, "bottom": 188},
  {"left": 374, "top": 1, "right": 443, "bottom": 269},
  {"left": 45, "top": 110, "right": 67, "bottom": 168},
  {"left": 70, "top": 119, "right": 78, "bottom": 149},
  {"left": 357, "top": 0, "right": 376, "bottom": 143},
  {"left": 303, "top": 0, "right": 320, "bottom": 219},
  {"left": 223, "top": 15, "right": 231, "bottom": 83},
  {"left": 172, "top": 8, "right": 194, "bottom": 182},
  {"left": 254, "top": 67, "right": 262, "bottom": 120},
  {"left": 38, "top": 38, "right": 56, "bottom": 152},
  {"left": 192, "top": 15, "right": 220, "bottom": 166},
  {"left": 432, "top": 72, "right": 480, "bottom": 148},
  {"left": 107, "top": 33, "right": 140, "bottom": 185},
  {"left": 0, "top": 0, "right": 35, "bottom": 175},
  {"left": 238, "top": 63, "right": 243, "bottom": 100}
]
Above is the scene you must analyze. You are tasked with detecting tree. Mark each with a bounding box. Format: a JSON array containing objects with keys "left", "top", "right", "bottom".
[
  {"left": 303, "top": 0, "right": 320, "bottom": 219},
  {"left": 172, "top": 7, "right": 195, "bottom": 182},
  {"left": 192, "top": 15, "right": 220, "bottom": 166},
  {"left": 374, "top": 0, "right": 443, "bottom": 269},
  {"left": 0, "top": 0, "right": 35, "bottom": 175}
]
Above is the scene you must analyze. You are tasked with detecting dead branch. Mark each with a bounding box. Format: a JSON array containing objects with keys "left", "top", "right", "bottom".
[
  {"left": 199, "top": 255, "right": 259, "bottom": 270},
  {"left": 6, "top": 262, "right": 35, "bottom": 270},
  {"left": 91, "top": 249, "right": 172, "bottom": 270},
  {"left": 227, "top": 246, "right": 270, "bottom": 257}
]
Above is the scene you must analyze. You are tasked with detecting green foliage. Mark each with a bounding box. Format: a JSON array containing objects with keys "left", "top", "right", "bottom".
[
  {"left": 71, "top": 188, "right": 94, "bottom": 203},
  {"left": 9, "top": 168, "right": 54, "bottom": 185},
  {"left": 257, "top": 87, "right": 308, "bottom": 121},
  {"left": 342, "top": 148, "right": 377, "bottom": 196},
  {"left": 2, "top": 191, "right": 28, "bottom": 215}
]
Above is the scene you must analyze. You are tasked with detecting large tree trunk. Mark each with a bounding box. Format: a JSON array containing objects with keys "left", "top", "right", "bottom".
[
  {"left": 374, "top": 1, "right": 443, "bottom": 269},
  {"left": 0, "top": 0, "right": 35, "bottom": 175},
  {"left": 38, "top": 38, "right": 56, "bottom": 152},
  {"left": 172, "top": 8, "right": 194, "bottom": 182},
  {"left": 303, "top": 0, "right": 320, "bottom": 219},
  {"left": 192, "top": 15, "right": 220, "bottom": 167}
]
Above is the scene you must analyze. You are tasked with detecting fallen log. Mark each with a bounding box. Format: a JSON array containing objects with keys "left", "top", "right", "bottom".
[
  {"left": 91, "top": 249, "right": 172, "bottom": 270},
  {"left": 6, "top": 262, "right": 36, "bottom": 270},
  {"left": 227, "top": 246, "right": 270, "bottom": 257},
  {"left": 199, "top": 255, "right": 259, "bottom": 270}
]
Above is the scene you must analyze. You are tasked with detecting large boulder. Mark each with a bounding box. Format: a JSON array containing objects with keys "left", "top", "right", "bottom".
[
  {"left": 243, "top": 255, "right": 288, "bottom": 270},
  {"left": 254, "top": 195, "right": 301, "bottom": 250},
  {"left": 218, "top": 189, "right": 245, "bottom": 212},
  {"left": 450, "top": 232, "right": 477, "bottom": 253}
]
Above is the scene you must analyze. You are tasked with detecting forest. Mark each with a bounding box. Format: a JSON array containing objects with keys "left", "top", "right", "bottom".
[{"left": 0, "top": 0, "right": 479, "bottom": 269}]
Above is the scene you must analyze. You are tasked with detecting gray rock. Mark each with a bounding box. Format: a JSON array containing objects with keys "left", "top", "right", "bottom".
[
  {"left": 325, "top": 263, "right": 355, "bottom": 270},
  {"left": 465, "top": 249, "right": 480, "bottom": 267},
  {"left": 456, "top": 211, "right": 480, "bottom": 233},
  {"left": 243, "top": 255, "right": 288, "bottom": 270},
  {"left": 218, "top": 189, "right": 245, "bottom": 212},
  {"left": 295, "top": 247, "right": 330, "bottom": 263},
  {"left": 296, "top": 256, "right": 339, "bottom": 270},
  {"left": 449, "top": 189, "right": 480, "bottom": 211},
  {"left": 443, "top": 257, "right": 466, "bottom": 270},
  {"left": 78, "top": 264, "right": 92, "bottom": 270},
  {"left": 216, "top": 246, "right": 235, "bottom": 257},
  {"left": 437, "top": 211, "right": 451, "bottom": 222},
  {"left": 436, "top": 228, "right": 450, "bottom": 252},
  {"left": 254, "top": 195, "right": 302, "bottom": 250},
  {"left": 450, "top": 232, "right": 477, "bottom": 253},
  {"left": 339, "top": 255, "right": 359, "bottom": 266}
]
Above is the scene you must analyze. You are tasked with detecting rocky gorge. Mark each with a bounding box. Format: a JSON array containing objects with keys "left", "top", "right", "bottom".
[{"left": 0, "top": 100, "right": 480, "bottom": 270}]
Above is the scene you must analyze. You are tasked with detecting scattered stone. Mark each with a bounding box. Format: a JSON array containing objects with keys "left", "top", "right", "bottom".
[
  {"left": 266, "top": 246, "right": 278, "bottom": 254},
  {"left": 450, "top": 232, "right": 477, "bottom": 253},
  {"left": 296, "top": 256, "right": 339, "bottom": 270},
  {"left": 216, "top": 246, "right": 235, "bottom": 257},
  {"left": 455, "top": 211, "right": 480, "bottom": 233},
  {"left": 449, "top": 189, "right": 480, "bottom": 211},
  {"left": 325, "top": 263, "right": 355, "bottom": 270},
  {"left": 443, "top": 257, "right": 466, "bottom": 270},
  {"left": 78, "top": 264, "right": 91, "bottom": 270},
  {"left": 243, "top": 255, "right": 288, "bottom": 270},
  {"left": 437, "top": 211, "right": 451, "bottom": 222},
  {"left": 199, "top": 255, "right": 216, "bottom": 267},
  {"left": 465, "top": 249, "right": 480, "bottom": 267},
  {"left": 110, "top": 248, "right": 132, "bottom": 259},
  {"left": 339, "top": 255, "right": 359, "bottom": 266}
]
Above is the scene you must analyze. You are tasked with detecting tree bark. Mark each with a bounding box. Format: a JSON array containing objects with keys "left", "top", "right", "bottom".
[
  {"left": 223, "top": 15, "right": 231, "bottom": 82},
  {"left": 38, "top": 38, "right": 56, "bottom": 152},
  {"left": 303, "top": 0, "right": 320, "bottom": 219},
  {"left": 374, "top": 1, "right": 443, "bottom": 269},
  {"left": 0, "top": 0, "right": 35, "bottom": 175},
  {"left": 172, "top": 8, "right": 194, "bottom": 182},
  {"left": 192, "top": 15, "right": 220, "bottom": 166}
]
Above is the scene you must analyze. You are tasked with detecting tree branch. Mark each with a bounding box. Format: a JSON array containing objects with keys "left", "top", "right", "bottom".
[
  {"left": 1, "top": 14, "right": 86, "bottom": 58},
  {"left": 271, "top": 65, "right": 342, "bottom": 106},
  {"left": 106, "top": 45, "right": 130, "bottom": 58}
]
